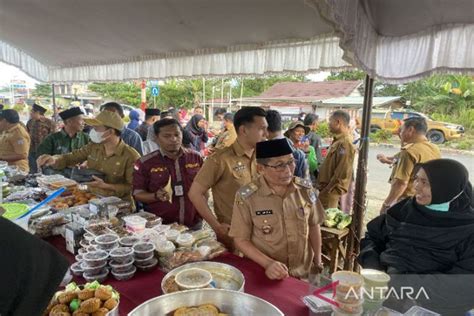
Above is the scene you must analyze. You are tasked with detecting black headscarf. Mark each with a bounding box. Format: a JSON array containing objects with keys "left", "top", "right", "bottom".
[
  {"left": 0, "top": 217, "right": 69, "bottom": 315},
  {"left": 185, "top": 114, "right": 205, "bottom": 135},
  {"left": 416, "top": 158, "right": 473, "bottom": 210}
]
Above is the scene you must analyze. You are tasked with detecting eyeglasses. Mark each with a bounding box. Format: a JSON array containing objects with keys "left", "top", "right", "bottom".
[{"left": 263, "top": 159, "right": 296, "bottom": 171}]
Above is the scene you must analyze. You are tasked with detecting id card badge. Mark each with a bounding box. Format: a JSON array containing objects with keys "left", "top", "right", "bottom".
[{"left": 174, "top": 184, "right": 184, "bottom": 197}]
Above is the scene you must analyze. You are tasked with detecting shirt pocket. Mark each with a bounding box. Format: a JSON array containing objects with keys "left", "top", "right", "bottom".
[
  {"left": 295, "top": 202, "right": 312, "bottom": 237},
  {"left": 149, "top": 168, "right": 170, "bottom": 191},
  {"left": 252, "top": 215, "right": 282, "bottom": 242}
]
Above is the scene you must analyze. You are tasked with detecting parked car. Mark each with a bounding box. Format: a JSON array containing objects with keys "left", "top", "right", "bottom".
[{"left": 357, "top": 109, "right": 465, "bottom": 144}]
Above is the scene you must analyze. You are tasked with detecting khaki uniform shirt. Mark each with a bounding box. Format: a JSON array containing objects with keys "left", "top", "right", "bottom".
[
  {"left": 213, "top": 126, "right": 237, "bottom": 151},
  {"left": 390, "top": 140, "right": 441, "bottom": 199},
  {"left": 229, "top": 176, "right": 325, "bottom": 278},
  {"left": 53, "top": 141, "right": 140, "bottom": 201},
  {"left": 26, "top": 117, "right": 56, "bottom": 153},
  {"left": 317, "top": 133, "right": 355, "bottom": 194},
  {"left": 193, "top": 140, "right": 257, "bottom": 224},
  {"left": 0, "top": 124, "right": 30, "bottom": 172}
]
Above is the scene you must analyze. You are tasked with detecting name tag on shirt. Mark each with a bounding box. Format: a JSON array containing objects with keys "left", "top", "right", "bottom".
[
  {"left": 256, "top": 210, "right": 273, "bottom": 216},
  {"left": 174, "top": 184, "right": 184, "bottom": 197}
]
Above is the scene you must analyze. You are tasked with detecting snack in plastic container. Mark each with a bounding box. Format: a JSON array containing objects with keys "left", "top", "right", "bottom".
[
  {"left": 331, "top": 271, "right": 364, "bottom": 294},
  {"left": 176, "top": 233, "right": 195, "bottom": 248},
  {"left": 95, "top": 233, "right": 119, "bottom": 250},
  {"left": 165, "top": 229, "right": 180, "bottom": 242},
  {"left": 109, "top": 247, "right": 134, "bottom": 264},
  {"left": 133, "top": 242, "right": 155, "bottom": 259},
  {"left": 79, "top": 239, "right": 90, "bottom": 248},
  {"left": 175, "top": 268, "right": 213, "bottom": 290},
  {"left": 123, "top": 215, "right": 147, "bottom": 232},
  {"left": 82, "top": 261, "right": 107, "bottom": 275},
  {"left": 70, "top": 262, "right": 84, "bottom": 276},
  {"left": 83, "top": 268, "right": 109, "bottom": 283},
  {"left": 109, "top": 257, "right": 135, "bottom": 274},
  {"left": 78, "top": 247, "right": 88, "bottom": 255},
  {"left": 83, "top": 250, "right": 108, "bottom": 267},
  {"left": 83, "top": 232, "right": 95, "bottom": 241},
  {"left": 119, "top": 235, "right": 140, "bottom": 247},
  {"left": 75, "top": 254, "right": 83, "bottom": 262},
  {"left": 111, "top": 265, "right": 137, "bottom": 281},
  {"left": 135, "top": 257, "right": 158, "bottom": 272},
  {"left": 134, "top": 253, "right": 155, "bottom": 266},
  {"left": 156, "top": 240, "right": 176, "bottom": 257},
  {"left": 153, "top": 224, "right": 171, "bottom": 234}
]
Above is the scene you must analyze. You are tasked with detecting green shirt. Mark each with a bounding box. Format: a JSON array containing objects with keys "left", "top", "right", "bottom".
[{"left": 37, "top": 129, "right": 89, "bottom": 156}]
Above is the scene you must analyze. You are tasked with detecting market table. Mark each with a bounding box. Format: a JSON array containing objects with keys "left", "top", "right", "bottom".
[{"left": 47, "top": 236, "right": 310, "bottom": 316}]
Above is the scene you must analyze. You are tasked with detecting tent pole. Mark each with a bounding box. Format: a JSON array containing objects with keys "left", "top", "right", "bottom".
[
  {"left": 345, "top": 74, "right": 374, "bottom": 271},
  {"left": 51, "top": 84, "right": 57, "bottom": 122}
]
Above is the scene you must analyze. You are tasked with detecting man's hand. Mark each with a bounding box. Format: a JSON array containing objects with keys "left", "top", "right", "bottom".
[
  {"left": 87, "top": 175, "right": 110, "bottom": 190},
  {"left": 376, "top": 154, "right": 392, "bottom": 165},
  {"left": 37, "top": 155, "right": 56, "bottom": 168},
  {"left": 154, "top": 188, "right": 171, "bottom": 202},
  {"left": 215, "top": 223, "right": 233, "bottom": 249},
  {"left": 265, "top": 261, "right": 289, "bottom": 280}
]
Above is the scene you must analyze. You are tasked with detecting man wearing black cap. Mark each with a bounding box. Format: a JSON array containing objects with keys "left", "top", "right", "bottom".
[
  {"left": 137, "top": 108, "right": 160, "bottom": 141},
  {"left": 229, "top": 138, "right": 325, "bottom": 280},
  {"left": 0, "top": 109, "right": 31, "bottom": 172},
  {"left": 37, "top": 107, "right": 89, "bottom": 157},
  {"left": 26, "top": 103, "right": 56, "bottom": 173}
]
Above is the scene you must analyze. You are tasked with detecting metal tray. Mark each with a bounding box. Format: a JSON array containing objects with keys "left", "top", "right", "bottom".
[
  {"left": 128, "top": 289, "right": 283, "bottom": 316},
  {"left": 161, "top": 261, "right": 245, "bottom": 294}
]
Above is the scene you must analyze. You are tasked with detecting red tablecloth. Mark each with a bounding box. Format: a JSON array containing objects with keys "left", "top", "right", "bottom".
[{"left": 47, "top": 236, "right": 310, "bottom": 316}]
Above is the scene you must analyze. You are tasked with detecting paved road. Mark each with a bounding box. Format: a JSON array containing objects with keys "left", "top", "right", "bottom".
[{"left": 364, "top": 145, "right": 474, "bottom": 222}]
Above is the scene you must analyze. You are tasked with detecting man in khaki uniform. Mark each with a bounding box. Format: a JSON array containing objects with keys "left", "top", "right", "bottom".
[
  {"left": 0, "top": 109, "right": 30, "bottom": 172},
  {"left": 379, "top": 117, "right": 441, "bottom": 213},
  {"left": 37, "top": 111, "right": 140, "bottom": 202},
  {"left": 230, "top": 138, "right": 325, "bottom": 280},
  {"left": 189, "top": 107, "right": 268, "bottom": 247},
  {"left": 317, "top": 110, "right": 355, "bottom": 209},
  {"left": 209, "top": 113, "right": 237, "bottom": 153}
]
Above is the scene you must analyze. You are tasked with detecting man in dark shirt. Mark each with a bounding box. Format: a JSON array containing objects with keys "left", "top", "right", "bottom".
[
  {"left": 137, "top": 108, "right": 160, "bottom": 141},
  {"left": 133, "top": 118, "right": 203, "bottom": 229}
]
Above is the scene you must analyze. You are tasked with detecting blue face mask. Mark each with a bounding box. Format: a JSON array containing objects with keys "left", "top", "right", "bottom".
[{"left": 425, "top": 191, "right": 464, "bottom": 212}]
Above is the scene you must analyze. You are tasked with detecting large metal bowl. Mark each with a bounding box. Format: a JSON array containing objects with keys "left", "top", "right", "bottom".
[
  {"left": 128, "top": 289, "right": 283, "bottom": 316},
  {"left": 161, "top": 261, "right": 245, "bottom": 294}
]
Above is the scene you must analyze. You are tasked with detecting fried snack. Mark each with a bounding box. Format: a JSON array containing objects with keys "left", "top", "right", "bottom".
[
  {"left": 91, "top": 308, "right": 109, "bottom": 316},
  {"left": 49, "top": 304, "right": 69, "bottom": 315},
  {"left": 198, "top": 304, "right": 219, "bottom": 314},
  {"left": 80, "top": 298, "right": 101, "bottom": 313},
  {"left": 173, "top": 307, "right": 188, "bottom": 316},
  {"left": 72, "top": 311, "right": 89, "bottom": 316},
  {"left": 78, "top": 288, "right": 95, "bottom": 300},
  {"left": 58, "top": 292, "right": 78, "bottom": 304},
  {"left": 94, "top": 286, "right": 112, "bottom": 301},
  {"left": 50, "top": 312, "right": 71, "bottom": 316},
  {"left": 163, "top": 275, "right": 180, "bottom": 293},
  {"left": 103, "top": 298, "right": 118, "bottom": 310}
]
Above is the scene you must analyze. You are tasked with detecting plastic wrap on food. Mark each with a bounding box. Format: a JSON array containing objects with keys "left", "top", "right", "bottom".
[
  {"left": 30, "top": 213, "right": 69, "bottom": 238},
  {"left": 169, "top": 223, "right": 188, "bottom": 233},
  {"left": 159, "top": 249, "right": 206, "bottom": 272},
  {"left": 190, "top": 229, "right": 213, "bottom": 242},
  {"left": 136, "top": 228, "right": 167, "bottom": 247}
]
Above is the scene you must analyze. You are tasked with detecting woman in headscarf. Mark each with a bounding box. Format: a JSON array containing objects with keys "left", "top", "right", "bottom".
[
  {"left": 127, "top": 109, "right": 141, "bottom": 131},
  {"left": 359, "top": 159, "right": 474, "bottom": 314},
  {"left": 184, "top": 114, "right": 208, "bottom": 153},
  {"left": 142, "top": 121, "right": 160, "bottom": 155}
]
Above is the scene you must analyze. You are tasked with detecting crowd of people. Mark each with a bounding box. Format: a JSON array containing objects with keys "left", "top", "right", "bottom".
[{"left": 1, "top": 101, "right": 473, "bottom": 312}]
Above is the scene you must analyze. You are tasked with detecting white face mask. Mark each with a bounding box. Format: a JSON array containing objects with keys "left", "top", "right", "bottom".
[{"left": 89, "top": 129, "right": 105, "bottom": 143}]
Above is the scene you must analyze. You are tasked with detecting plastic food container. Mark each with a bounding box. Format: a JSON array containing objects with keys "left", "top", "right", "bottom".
[
  {"left": 175, "top": 268, "right": 213, "bottom": 291},
  {"left": 123, "top": 215, "right": 147, "bottom": 232},
  {"left": 79, "top": 239, "right": 89, "bottom": 248},
  {"left": 176, "top": 233, "right": 195, "bottom": 248},
  {"left": 156, "top": 240, "right": 176, "bottom": 257},
  {"left": 75, "top": 254, "right": 83, "bottom": 262},
  {"left": 112, "top": 265, "right": 137, "bottom": 281},
  {"left": 78, "top": 248, "right": 88, "bottom": 255},
  {"left": 360, "top": 269, "right": 390, "bottom": 288},
  {"left": 95, "top": 233, "right": 119, "bottom": 250},
  {"left": 109, "top": 247, "right": 134, "bottom": 263},
  {"left": 134, "top": 253, "right": 155, "bottom": 266},
  {"left": 337, "top": 298, "right": 364, "bottom": 314},
  {"left": 87, "top": 245, "right": 97, "bottom": 252},
  {"left": 83, "top": 267, "right": 109, "bottom": 283},
  {"left": 332, "top": 305, "right": 363, "bottom": 316},
  {"left": 119, "top": 235, "right": 140, "bottom": 247},
  {"left": 165, "top": 229, "right": 180, "bottom": 242},
  {"left": 110, "top": 257, "right": 135, "bottom": 274},
  {"left": 135, "top": 257, "right": 158, "bottom": 272},
  {"left": 81, "top": 261, "right": 107, "bottom": 275},
  {"left": 153, "top": 224, "right": 171, "bottom": 234},
  {"left": 133, "top": 242, "right": 155, "bottom": 259},
  {"left": 83, "top": 232, "right": 95, "bottom": 242},
  {"left": 332, "top": 271, "right": 364, "bottom": 294},
  {"left": 83, "top": 250, "right": 108, "bottom": 267},
  {"left": 70, "top": 262, "right": 84, "bottom": 276}
]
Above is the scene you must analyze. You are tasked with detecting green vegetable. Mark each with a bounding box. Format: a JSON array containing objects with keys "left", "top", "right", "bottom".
[
  {"left": 70, "top": 299, "right": 80, "bottom": 311},
  {"left": 112, "top": 290, "right": 120, "bottom": 300},
  {"left": 324, "top": 219, "right": 337, "bottom": 228},
  {"left": 65, "top": 282, "right": 78, "bottom": 292},
  {"left": 337, "top": 214, "right": 352, "bottom": 229},
  {"left": 85, "top": 280, "right": 100, "bottom": 290},
  {"left": 325, "top": 208, "right": 340, "bottom": 220}
]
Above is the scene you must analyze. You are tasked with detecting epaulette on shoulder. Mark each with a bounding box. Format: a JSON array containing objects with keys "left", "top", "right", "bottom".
[
  {"left": 237, "top": 182, "right": 259, "bottom": 199},
  {"left": 294, "top": 177, "right": 312, "bottom": 189},
  {"left": 139, "top": 150, "right": 160, "bottom": 163},
  {"left": 401, "top": 143, "right": 414, "bottom": 150}
]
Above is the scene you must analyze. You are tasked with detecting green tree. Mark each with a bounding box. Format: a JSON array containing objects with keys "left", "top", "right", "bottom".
[{"left": 33, "top": 83, "right": 52, "bottom": 97}]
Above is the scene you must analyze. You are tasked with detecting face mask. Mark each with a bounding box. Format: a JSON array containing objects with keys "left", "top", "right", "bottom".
[
  {"left": 425, "top": 190, "right": 464, "bottom": 212},
  {"left": 89, "top": 129, "right": 105, "bottom": 143}
]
